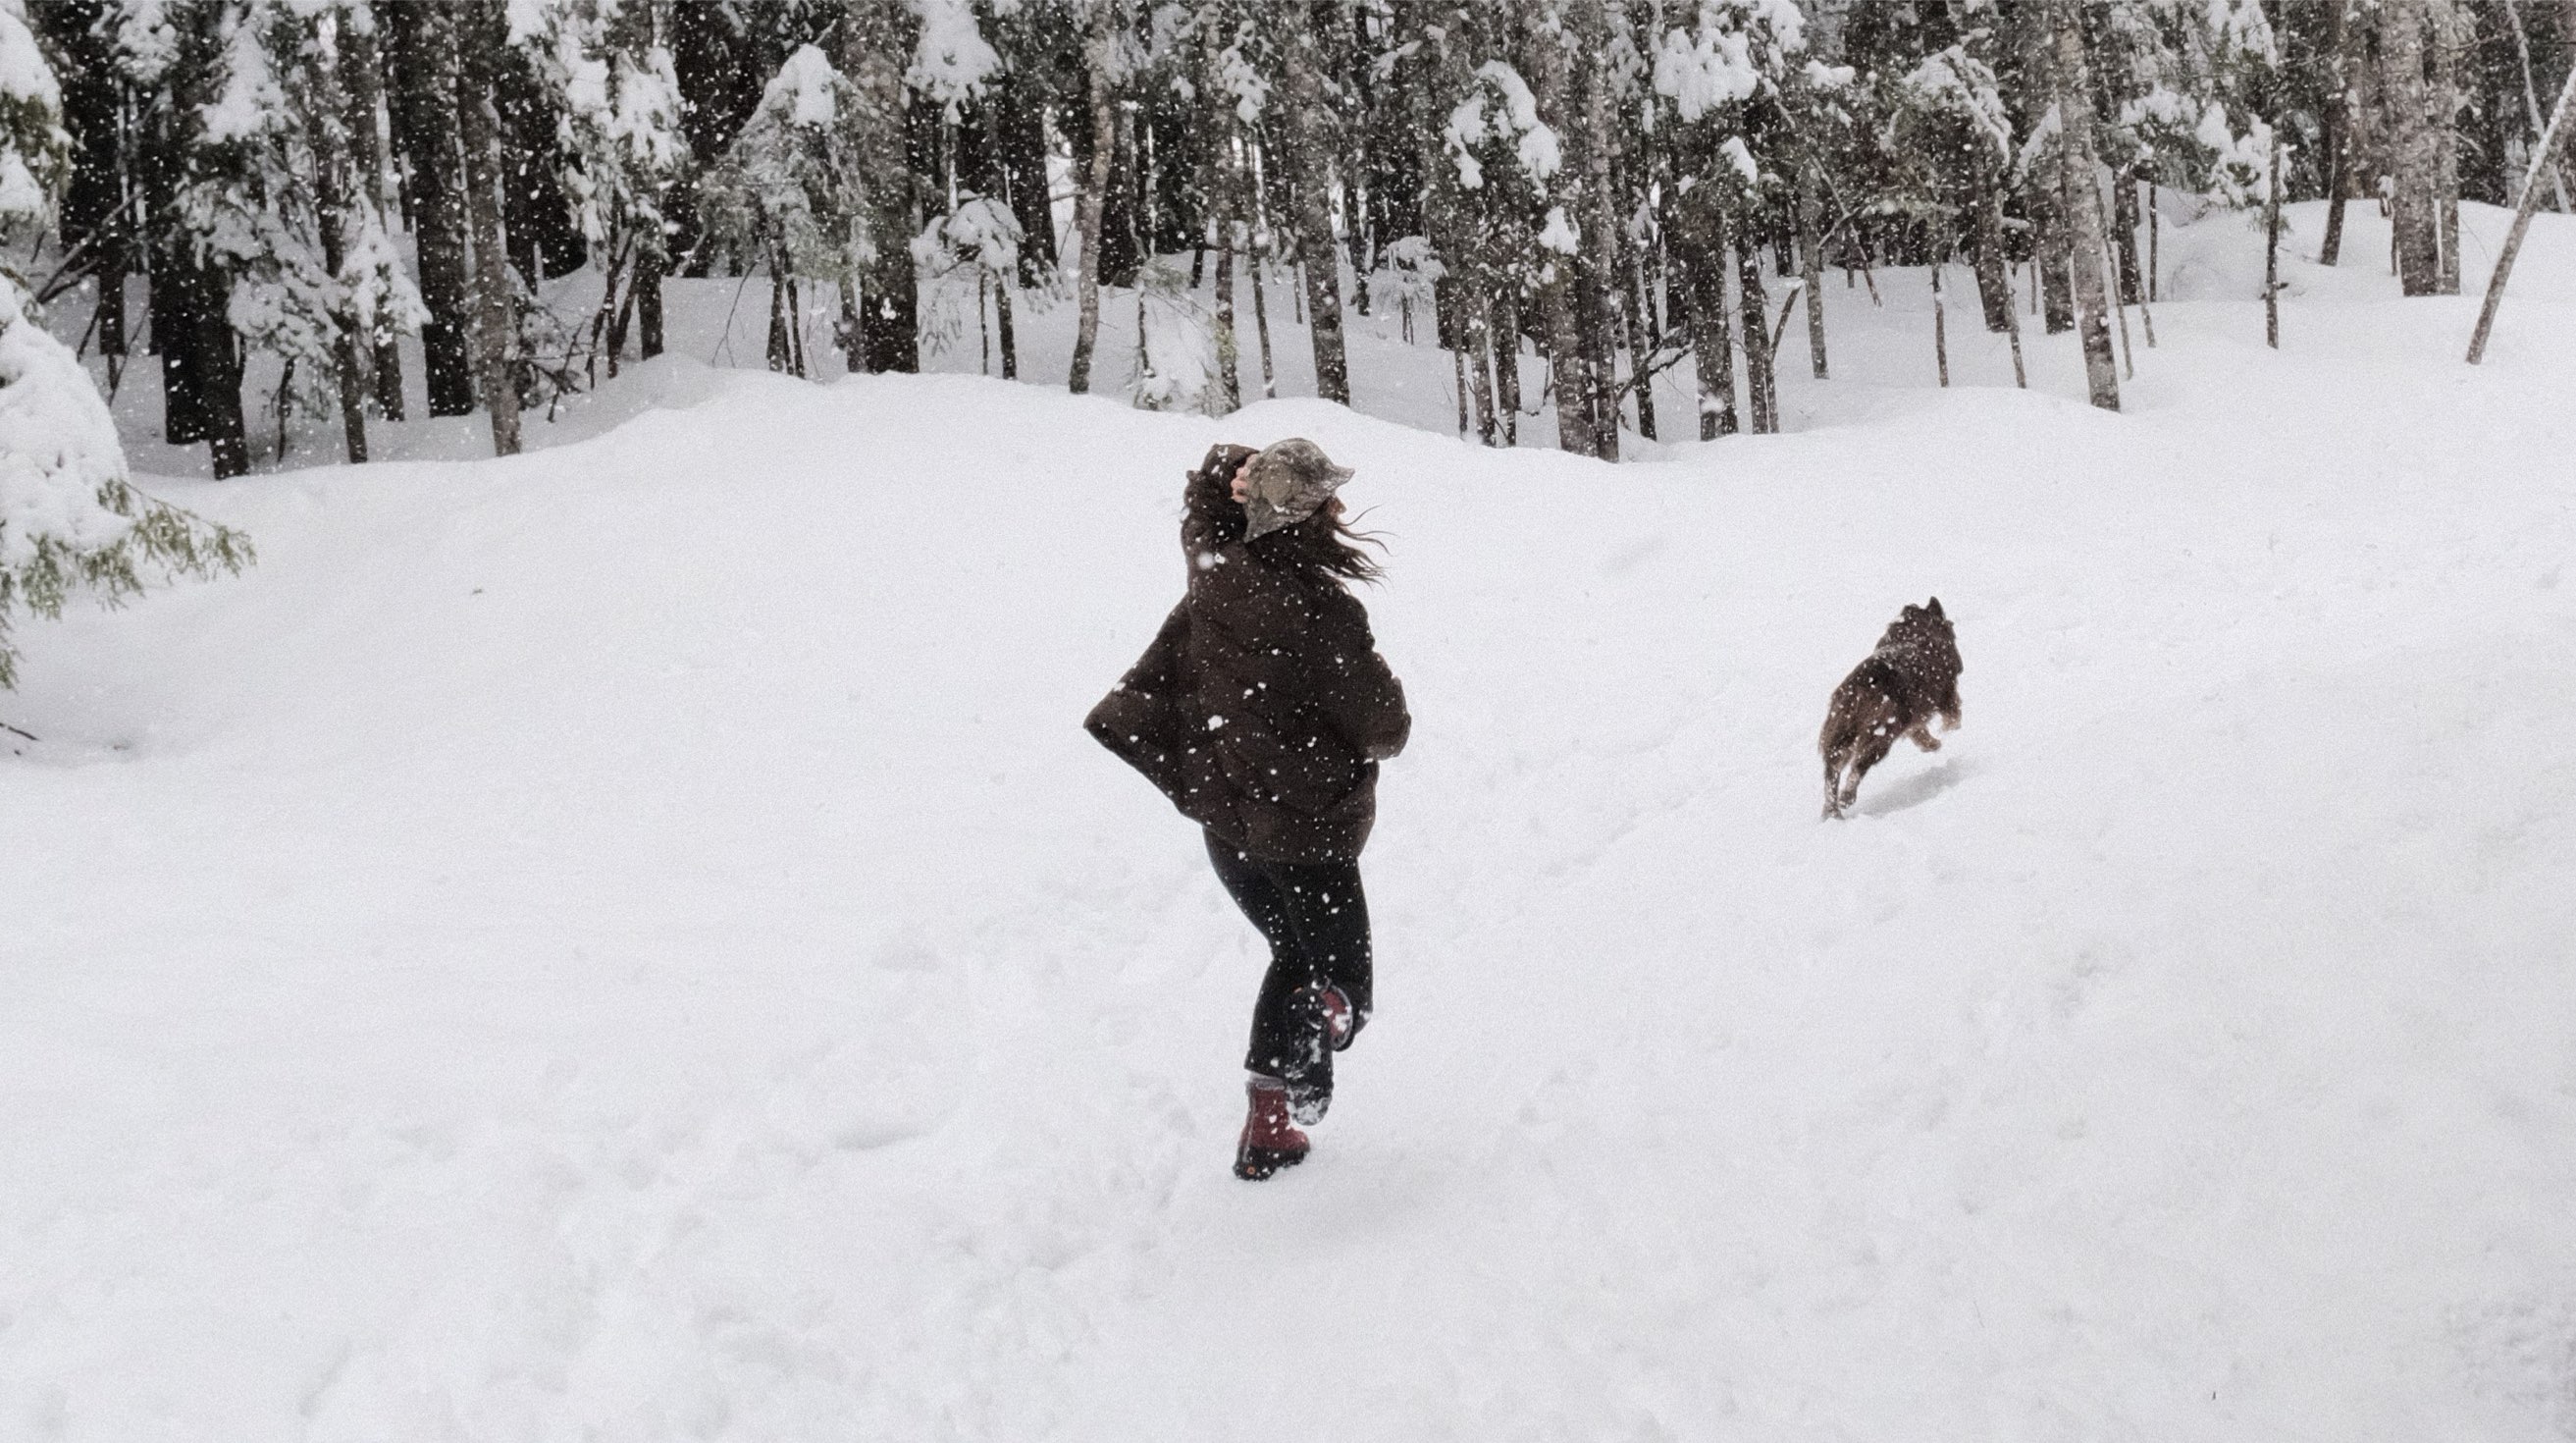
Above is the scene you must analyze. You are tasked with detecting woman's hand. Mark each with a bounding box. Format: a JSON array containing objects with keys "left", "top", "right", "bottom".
[{"left": 1229, "top": 455, "right": 1255, "bottom": 506}]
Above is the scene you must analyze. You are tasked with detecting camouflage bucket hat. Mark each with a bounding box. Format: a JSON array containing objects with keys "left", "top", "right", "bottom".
[{"left": 1241, "top": 438, "right": 1356, "bottom": 541}]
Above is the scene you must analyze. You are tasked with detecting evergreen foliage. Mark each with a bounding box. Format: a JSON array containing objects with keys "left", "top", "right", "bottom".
[{"left": 0, "top": 0, "right": 245, "bottom": 689}]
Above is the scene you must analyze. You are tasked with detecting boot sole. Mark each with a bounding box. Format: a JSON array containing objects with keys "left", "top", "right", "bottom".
[{"left": 1234, "top": 1145, "right": 1309, "bottom": 1181}]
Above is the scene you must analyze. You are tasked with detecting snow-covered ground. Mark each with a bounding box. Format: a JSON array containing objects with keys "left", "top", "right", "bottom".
[{"left": 6, "top": 202, "right": 2575, "bottom": 1440}]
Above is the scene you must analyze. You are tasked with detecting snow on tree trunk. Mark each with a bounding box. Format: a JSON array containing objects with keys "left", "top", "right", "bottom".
[
  {"left": 2050, "top": 0, "right": 2121, "bottom": 411},
  {"left": 1570, "top": 0, "right": 1622, "bottom": 458},
  {"left": 1275, "top": 0, "right": 1351, "bottom": 405},
  {"left": 2382, "top": 0, "right": 2445, "bottom": 296},
  {"left": 1735, "top": 230, "right": 1775, "bottom": 433},
  {"left": 386, "top": 0, "right": 476, "bottom": 417},
  {"left": 2468, "top": 56, "right": 2576, "bottom": 362},
  {"left": 0, "top": 6, "right": 248, "bottom": 688},
  {"left": 305, "top": 17, "right": 368, "bottom": 464},
  {"left": 2018, "top": 2, "right": 2077, "bottom": 336},
  {"left": 1068, "top": 0, "right": 1119, "bottom": 396},
  {"left": 1674, "top": 187, "right": 1736, "bottom": 441},
  {"left": 340, "top": 3, "right": 405, "bottom": 421},
  {"left": 844, "top": 0, "right": 920, "bottom": 373},
  {"left": 457, "top": 0, "right": 521, "bottom": 455},
  {"left": 1799, "top": 176, "right": 1831, "bottom": 372},
  {"left": 2431, "top": 0, "right": 2462, "bottom": 295}
]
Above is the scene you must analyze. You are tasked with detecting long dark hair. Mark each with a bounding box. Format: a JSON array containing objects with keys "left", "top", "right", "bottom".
[{"left": 1248, "top": 502, "right": 1386, "bottom": 585}]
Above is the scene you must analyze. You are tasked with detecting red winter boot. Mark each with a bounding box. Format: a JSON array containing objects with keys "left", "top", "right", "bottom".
[{"left": 1234, "top": 1076, "right": 1310, "bottom": 1180}]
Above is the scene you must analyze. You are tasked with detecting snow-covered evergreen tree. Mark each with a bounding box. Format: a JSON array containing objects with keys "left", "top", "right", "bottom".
[
  {"left": 0, "top": 0, "right": 245, "bottom": 689},
  {"left": 526, "top": 0, "right": 690, "bottom": 377}
]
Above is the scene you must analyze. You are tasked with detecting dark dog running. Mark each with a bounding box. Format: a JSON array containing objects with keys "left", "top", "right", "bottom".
[{"left": 1819, "top": 597, "right": 1963, "bottom": 819}]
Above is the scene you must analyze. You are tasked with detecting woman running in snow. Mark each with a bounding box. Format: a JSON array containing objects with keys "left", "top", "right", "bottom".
[{"left": 1086, "top": 439, "right": 1410, "bottom": 1181}]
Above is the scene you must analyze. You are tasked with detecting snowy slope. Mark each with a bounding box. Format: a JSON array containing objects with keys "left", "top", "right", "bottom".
[{"left": 6, "top": 208, "right": 2576, "bottom": 1441}]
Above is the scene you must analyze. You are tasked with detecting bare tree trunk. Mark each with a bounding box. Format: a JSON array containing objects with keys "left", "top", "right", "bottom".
[
  {"left": 2469, "top": 57, "right": 2576, "bottom": 361},
  {"left": 636, "top": 251, "right": 665, "bottom": 359},
  {"left": 1467, "top": 298, "right": 1499, "bottom": 444},
  {"left": 2051, "top": 0, "right": 2120, "bottom": 410},
  {"left": 1799, "top": 176, "right": 1832, "bottom": 372},
  {"left": 1620, "top": 250, "right": 1657, "bottom": 441},
  {"left": 1068, "top": 0, "right": 1119, "bottom": 394},
  {"left": 1970, "top": 181, "right": 2012, "bottom": 334},
  {"left": 306, "top": 21, "right": 369, "bottom": 463},
  {"left": 1275, "top": 0, "right": 1351, "bottom": 403},
  {"left": 2322, "top": 0, "right": 2354, "bottom": 264},
  {"left": 2096, "top": 177, "right": 2136, "bottom": 376},
  {"left": 2503, "top": 0, "right": 2573, "bottom": 211},
  {"left": 1993, "top": 191, "right": 2028, "bottom": 388},
  {"left": 1212, "top": 236, "right": 1240, "bottom": 412},
  {"left": 2383, "top": 0, "right": 2445, "bottom": 294},
  {"left": 1676, "top": 190, "right": 1736, "bottom": 439},
  {"left": 457, "top": 0, "right": 521, "bottom": 454},
  {"left": 1524, "top": 5, "right": 1595, "bottom": 455},
  {"left": 1538, "top": 266, "right": 1592, "bottom": 454},
  {"left": 386, "top": 0, "right": 475, "bottom": 416},
  {"left": 2111, "top": 166, "right": 2143, "bottom": 304},
  {"left": 2265, "top": 134, "right": 2285, "bottom": 347},
  {"left": 1251, "top": 243, "right": 1278, "bottom": 399},
  {"left": 2021, "top": 1, "right": 2076, "bottom": 334},
  {"left": 342, "top": 3, "right": 403, "bottom": 420},
  {"left": 1484, "top": 293, "right": 1517, "bottom": 442},
  {"left": 1735, "top": 230, "right": 1775, "bottom": 433},
  {"left": 1201, "top": 24, "right": 1244, "bottom": 414},
  {"left": 767, "top": 244, "right": 794, "bottom": 373},
  {"left": 845, "top": 0, "right": 920, "bottom": 369},
  {"left": 1570, "top": 0, "right": 1623, "bottom": 456},
  {"left": 2432, "top": 0, "right": 2462, "bottom": 294}
]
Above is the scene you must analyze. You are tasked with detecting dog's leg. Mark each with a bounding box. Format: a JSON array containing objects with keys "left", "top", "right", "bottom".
[
  {"left": 1823, "top": 752, "right": 1848, "bottom": 819},
  {"left": 1909, "top": 722, "right": 1942, "bottom": 752},
  {"left": 1842, "top": 730, "right": 1895, "bottom": 813}
]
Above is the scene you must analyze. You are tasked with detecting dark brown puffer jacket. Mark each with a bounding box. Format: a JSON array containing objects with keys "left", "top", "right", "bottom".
[{"left": 1086, "top": 444, "right": 1410, "bottom": 864}]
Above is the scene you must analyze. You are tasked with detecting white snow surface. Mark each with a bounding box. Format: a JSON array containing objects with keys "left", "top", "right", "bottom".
[{"left": 7, "top": 205, "right": 2576, "bottom": 1440}]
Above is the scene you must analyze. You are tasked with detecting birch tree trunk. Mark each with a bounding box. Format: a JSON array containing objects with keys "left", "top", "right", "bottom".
[
  {"left": 2501, "top": 0, "right": 2573, "bottom": 212},
  {"left": 1067, "top": 0, "right": 1119, "bottom": 395},
  {"left": 2051, "top": 0, "right": 2121, "bottom": 410},
  {"left": 1275, "top": 0, "right": 1352, "bottom": 404},
  {"left": 2467, "top": 57, "right": 2576, "bottom": 361},
  {"left": 457, "top": 0, "right": 521, "bottom": 455},
  {"left": 1571, "top": 0, "right": 1623, "bottom": 457},
  {"left": 1523, "top": 2, "right": 1596, "bottom": 454},
  {"left": 2382, "top": 0, "right": 2445, "bottom": 295},
  {"left": 1735, "top": 231, "right": 1775, "bottom": 433},
  {"left": 1798, "top": 174, "right": 1830, "bottom": 374},
  {"left": 2018, "top": 0, "right": 2076, "bottom": 334},
  {"left": 2433, "top": 0, "right": 2462, "bottom": 294}
]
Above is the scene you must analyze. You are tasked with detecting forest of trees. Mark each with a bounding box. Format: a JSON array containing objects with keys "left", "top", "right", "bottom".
[{"left": 2, "top": 0, "right": 2573, "bottom": 486}]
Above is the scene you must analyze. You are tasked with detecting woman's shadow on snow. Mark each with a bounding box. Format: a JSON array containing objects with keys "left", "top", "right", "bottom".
[{"left": 1856, "top": 756, "right": 1974, "bottom": 818}]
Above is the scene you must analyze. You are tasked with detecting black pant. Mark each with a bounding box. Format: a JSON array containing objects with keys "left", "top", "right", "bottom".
[{"left": 1204, "top": 830, "right": 1373, "bottom": 1078}]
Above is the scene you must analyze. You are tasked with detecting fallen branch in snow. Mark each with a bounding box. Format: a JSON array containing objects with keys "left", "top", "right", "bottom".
[{"left": 0, "top": 719, "right": 34, "bottom": 743}]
